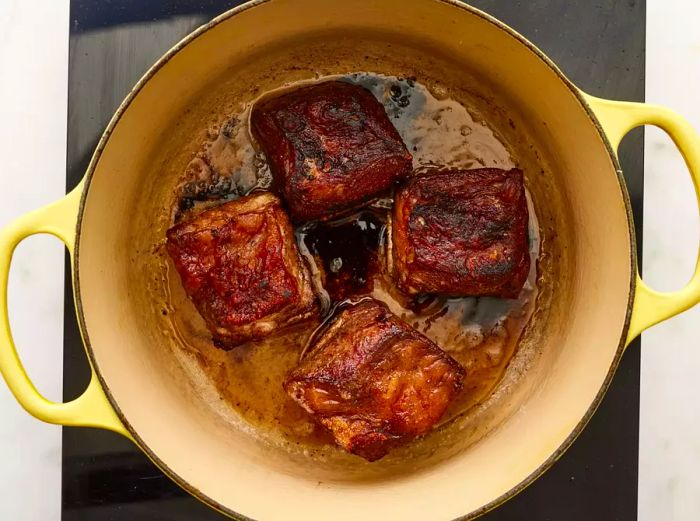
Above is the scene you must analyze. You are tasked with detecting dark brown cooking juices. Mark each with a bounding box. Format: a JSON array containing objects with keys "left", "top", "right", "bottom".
[
  {"left": 298, "top": 211, "right": 385, "bottom": 303},
  {"left": 164, "top": 73, "right": 540, "bottom": 451}
]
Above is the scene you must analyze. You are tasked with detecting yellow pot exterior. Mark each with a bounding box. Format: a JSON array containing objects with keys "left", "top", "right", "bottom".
[{"left": 1, "top": 1, "right": 699, "bottom": 520}]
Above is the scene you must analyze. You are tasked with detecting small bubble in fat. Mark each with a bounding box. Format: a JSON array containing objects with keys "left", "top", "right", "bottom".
[
  {"left": 463, "top": 325, "right": 484, "bottom": 348},
  {"left": 253, "top": 153, "right": 267, "bottom": 169},
  {"left": 178, "top": 197, "right": 195, "bottom": 212},
  {"left": 219, "top": 177, "right": 232, "bottom": 193},
  {"left": 329, "top": 257, "right": 343, "bottom": 273},
  {"left": 221, "top": 117, "right": 238, "bottom": 139}
]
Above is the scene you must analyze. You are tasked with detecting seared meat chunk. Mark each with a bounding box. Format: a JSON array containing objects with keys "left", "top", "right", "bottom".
[
  {"left": 391, "top": 168, "right": 530, "bottom": 297},
  {"left": 166, "top": 193, "right": 317, "bottom": 349},
  {"left": 284, "top": 298, "right": 464, "bottom": 461},
  {"left": 251, "top": 81, "right": 412, "bottom": 222}
]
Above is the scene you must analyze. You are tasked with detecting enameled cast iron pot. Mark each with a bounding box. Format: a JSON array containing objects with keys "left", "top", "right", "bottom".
[{"left": 2, "top": 1, "right": 700, "bottom": 519}]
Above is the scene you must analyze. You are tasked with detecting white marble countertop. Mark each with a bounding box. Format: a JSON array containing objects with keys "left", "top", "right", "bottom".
[
  {"left": 0, "top": 2, "right": 68, "bottom": 520},
  {"left": 0, "top": 0, "right": 698, "bottom": 519},
  {"left": 640, "top": 2, "right": 700, "bottom": 519}
]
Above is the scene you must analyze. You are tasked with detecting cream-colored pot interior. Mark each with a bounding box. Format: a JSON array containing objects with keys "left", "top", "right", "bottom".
[{"left": 76, "top": 0, "right": 633, "bottom": 519}]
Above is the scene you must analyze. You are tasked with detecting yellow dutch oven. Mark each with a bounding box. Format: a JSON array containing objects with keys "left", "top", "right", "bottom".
[{"left": 1, "top": 1, "right": 699, "bottom": 519}]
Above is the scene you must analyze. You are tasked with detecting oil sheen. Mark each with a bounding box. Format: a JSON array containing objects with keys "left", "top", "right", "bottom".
[{"left": 165, "top": 73, "right": 540, "bottom": 451}]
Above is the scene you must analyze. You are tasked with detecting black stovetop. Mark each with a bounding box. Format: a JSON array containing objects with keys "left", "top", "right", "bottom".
[{"left": 62, "top": 1, "right": 645, "bottom": 519}]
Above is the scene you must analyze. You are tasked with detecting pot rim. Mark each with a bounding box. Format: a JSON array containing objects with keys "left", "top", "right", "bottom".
[{"left": 71, "top": 1, "right": 637, "bottom": 519}]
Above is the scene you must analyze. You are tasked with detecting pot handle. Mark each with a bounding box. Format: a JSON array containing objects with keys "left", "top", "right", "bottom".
[
  {"left": 0, "top": 181, "right": 129, "bottom": 437},
  {"left": 585, "top": 94, "right": 700, "bottom": 346}
]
